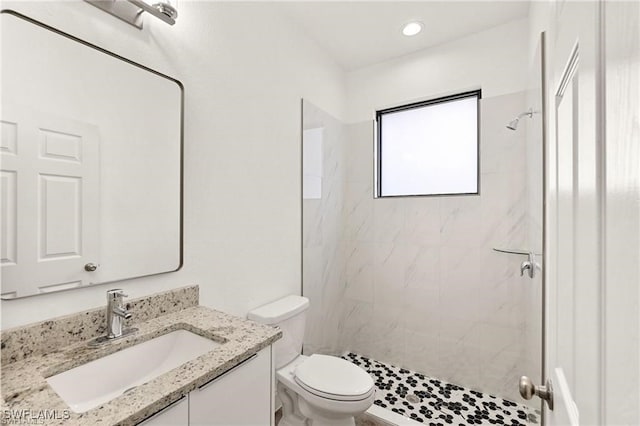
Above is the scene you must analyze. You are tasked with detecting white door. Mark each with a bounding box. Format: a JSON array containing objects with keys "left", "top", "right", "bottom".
[
  {"left": 1, "top": 104, "right": 100, "bottom": 298},
  {"left": 601, "top": 1, "right": 640, "bottom": 424},
  {"left": 544, "top": 1, "right": 603, "bottom": 424},
  {"left": 547, "top": 41, "right": 582, "bottom": 425}
]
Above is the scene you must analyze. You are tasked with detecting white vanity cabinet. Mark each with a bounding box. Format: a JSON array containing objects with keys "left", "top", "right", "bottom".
[
  {"left": 189, "top": 346, "right": 272, "bottom": 425},
  {"left": 137, "top": 346, "right": 272, "bottom": 426},
  {"left": 139, "top": 396, "right": 189, "bottom": 425}
]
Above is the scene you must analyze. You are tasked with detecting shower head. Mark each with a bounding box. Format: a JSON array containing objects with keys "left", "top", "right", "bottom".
[{"left": 506, "top": 109, "right": 534, "bottom": 131}]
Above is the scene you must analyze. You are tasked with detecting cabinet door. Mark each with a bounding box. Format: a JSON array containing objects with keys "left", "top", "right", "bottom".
[
  {"left": 137, "top": 395, "right": 188, "bottom": 426},
  {"left": 189, "top": 346, "right": 272, "bottom": 426}
]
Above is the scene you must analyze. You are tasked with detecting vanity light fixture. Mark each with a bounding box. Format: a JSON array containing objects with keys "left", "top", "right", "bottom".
[
  {"left": 402, "top": 21, "right": 423, "bottom": 37},
  {"left": 86, "top": 0, "right": 178, "bottom": 29}
]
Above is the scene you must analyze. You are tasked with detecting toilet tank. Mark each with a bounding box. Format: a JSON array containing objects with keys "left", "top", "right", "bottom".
[{"left": 248, "top": 295, "right": 309, "bottom": 369}]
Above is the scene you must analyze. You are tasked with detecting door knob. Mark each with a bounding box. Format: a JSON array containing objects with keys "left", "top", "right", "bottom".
[
  {"left": 519, "top": 376, "right": 554, "bottom": 410},
  {"left": 84, "top": 263, "right": 98, "bottom": 272}
]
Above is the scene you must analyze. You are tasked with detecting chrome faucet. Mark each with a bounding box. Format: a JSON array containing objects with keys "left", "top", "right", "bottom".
[{"left": 106, "top": 289, "right": 132, "bottom": 339}]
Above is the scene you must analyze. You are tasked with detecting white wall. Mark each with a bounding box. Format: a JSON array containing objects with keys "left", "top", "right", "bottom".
[
  {"left": 346, "top": 18, "right": 528, "bottom": 123},
  {"left": 0, "top": 1, "right": 346, "bottom": 329}
]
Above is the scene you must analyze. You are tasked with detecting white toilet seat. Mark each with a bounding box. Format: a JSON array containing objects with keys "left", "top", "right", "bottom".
[
  {"left": 293, "top": 354, "right": 375, "bottom": 401},
  {"left": 295, "top": 378, "right": 375, "bottom": 402},
  {"left": 276, "top": 355, "right": 376, "bottom": 421}
]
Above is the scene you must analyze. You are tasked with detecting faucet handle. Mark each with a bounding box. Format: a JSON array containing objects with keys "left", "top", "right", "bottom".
[{"left": 107, "top": 289, "right": 128, "bottom": 299}]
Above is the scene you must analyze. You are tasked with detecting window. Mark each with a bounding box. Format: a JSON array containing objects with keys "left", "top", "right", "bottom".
[{"left": 375, "top": 90, "right": 480, "bottom": 197}]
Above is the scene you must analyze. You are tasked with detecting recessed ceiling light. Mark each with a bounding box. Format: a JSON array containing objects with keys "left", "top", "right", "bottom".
[{"left": 402, "top": 21, "right": 423, "bottom": 37}]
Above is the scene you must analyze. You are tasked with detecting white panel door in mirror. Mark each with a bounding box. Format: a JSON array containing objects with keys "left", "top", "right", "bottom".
[{"left": 1, "top": 104, "right": 100, "bottom": 298}]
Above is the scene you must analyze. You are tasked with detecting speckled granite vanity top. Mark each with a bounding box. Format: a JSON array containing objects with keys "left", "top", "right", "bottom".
[{"left": 0, "top": 286, "right": 281, "bottom": 425}]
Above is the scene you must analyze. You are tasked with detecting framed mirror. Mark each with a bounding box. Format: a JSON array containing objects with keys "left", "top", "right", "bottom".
[{"left": 0, "top": 10, "right": 183, "bottom": 299}]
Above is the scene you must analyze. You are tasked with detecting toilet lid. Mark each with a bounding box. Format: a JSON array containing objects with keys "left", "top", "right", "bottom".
[{"left": 294, "top": 354, "right": 374, "bottom": 401}]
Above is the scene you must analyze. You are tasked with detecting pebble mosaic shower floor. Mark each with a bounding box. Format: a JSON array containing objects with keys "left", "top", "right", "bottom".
[{"left": 343, "top": 353, "right": 540, "bottom": 426}]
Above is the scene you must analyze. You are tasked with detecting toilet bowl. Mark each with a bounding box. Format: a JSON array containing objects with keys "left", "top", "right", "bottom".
[
  {"left": 248, "top": 296, "right": 375, "bottom": 426},
  {"left": 277, "top": 354, "right": 375, "bottom": 425}
]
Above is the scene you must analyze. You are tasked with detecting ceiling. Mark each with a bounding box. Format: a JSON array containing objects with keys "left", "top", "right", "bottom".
[{"left": 277, "top": 1, "right": 530, "bottom": 71}]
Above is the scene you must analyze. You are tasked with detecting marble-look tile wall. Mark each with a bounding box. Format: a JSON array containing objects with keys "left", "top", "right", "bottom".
[
  {"left": 303, "top": 92, "right": 538, "bottom": 403},
  {"left": 339, "top": 92, "right": 530, "bottom": 403},
  {"left": 302, "top": 100, "right": 348, "bottom": 356}
]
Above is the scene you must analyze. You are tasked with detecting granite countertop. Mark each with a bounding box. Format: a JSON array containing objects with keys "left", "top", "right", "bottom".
[{"left": 0, "top": 304, "right": 281, "bottom": 425}]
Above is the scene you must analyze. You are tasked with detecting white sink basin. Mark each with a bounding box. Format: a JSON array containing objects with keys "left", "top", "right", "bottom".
[{"left": 46, "top": 330, "right": 221, "bottom": 413}]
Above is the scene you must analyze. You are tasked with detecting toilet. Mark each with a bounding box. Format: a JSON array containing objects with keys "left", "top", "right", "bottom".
[{"left": 248, "top": 295, "right": 375, "bottom": 426}]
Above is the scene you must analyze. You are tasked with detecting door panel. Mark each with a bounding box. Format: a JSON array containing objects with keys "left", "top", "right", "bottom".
[
  {"left": 137, "top": 396, "right": 188, "bottom": 426},
  {"left": 545, "top": 1, "right": 639, "bottom": 424},
  {"left": 603, "top": 1, "right": 640, "bottom": 424},
  {"left": 549, "top": 42, "right": 580, "bottom": 425},
  {"left": 189, "top": 347, "right": 271, "bottom": 426},
  {"left": 0, "top": 104, "right": 100, "bottom": 297},
  {"left": 39, "top": 174, "right": 82, "bottom": 259},
  {"left": 551, "top": 367, "right": 579, "bottom": 425},
  {"left": 546, "top": 1, "right": 602, "bottom": 424},
  {"left": 1, "top": 170, "right": 17, "bottom": 266}
]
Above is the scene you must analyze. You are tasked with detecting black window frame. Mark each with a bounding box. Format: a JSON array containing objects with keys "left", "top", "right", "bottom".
[{"left": 375, "top": 89, "right": 482, "bottom": 198}]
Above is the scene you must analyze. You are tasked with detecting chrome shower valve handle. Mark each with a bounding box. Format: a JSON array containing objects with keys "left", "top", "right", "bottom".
[
  {"left": 520, "top": 252, "right": 540, "bottom": 279},
  {"left": 520, "top": 260, "right": 533, "bottom": 277}
]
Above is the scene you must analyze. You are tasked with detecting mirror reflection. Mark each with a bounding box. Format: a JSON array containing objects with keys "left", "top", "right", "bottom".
[{"left": 0, "top": 11, "right": 182, "bottom": 299}]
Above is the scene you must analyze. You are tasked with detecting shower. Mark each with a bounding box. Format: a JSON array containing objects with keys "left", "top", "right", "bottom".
[
  {"left": 507, "top": 108, "right": 534, "bottom": 130},
  {"left": 302, "top": 94, "right": 543, "bottom": 425}
]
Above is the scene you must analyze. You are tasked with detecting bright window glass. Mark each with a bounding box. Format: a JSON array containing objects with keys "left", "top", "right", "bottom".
[{"left": 377, "top": 92, "right": 479, "bottom": 197}]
